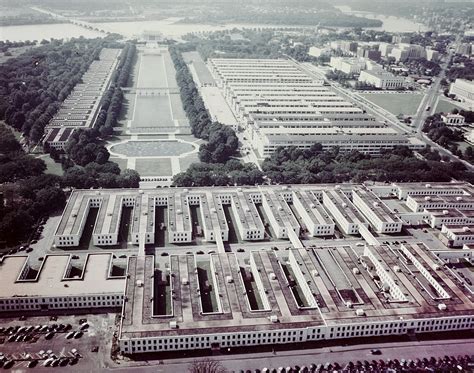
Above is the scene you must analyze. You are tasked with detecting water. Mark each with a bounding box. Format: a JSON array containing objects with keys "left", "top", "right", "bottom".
[
  {"left": 95, "top": 19, "right": 287, "bottom": 39},
  {"left": 335, "top": 5, "right": 429, "bottom": 33},
  {"left": 0, "top": 23, "right": 103, "bottom": 42},
  {"left": 0, "top": 9, "right": 429, "bottom": 43}
]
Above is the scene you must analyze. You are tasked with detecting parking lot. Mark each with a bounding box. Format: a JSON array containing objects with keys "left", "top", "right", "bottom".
[{"left": 0, "top": 313, "right": 117, "bottom": 371}]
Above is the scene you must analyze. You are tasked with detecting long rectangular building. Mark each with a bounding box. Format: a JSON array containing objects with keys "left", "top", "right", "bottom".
[
  {"left": 208, "top": 57, "right": 424, "bottom": 157},
  {"left": 44, "top": 48, "right": 121, "bottom": 149},
  {"left": 4, "top": 182, "right": 474, "bottom": 357}
]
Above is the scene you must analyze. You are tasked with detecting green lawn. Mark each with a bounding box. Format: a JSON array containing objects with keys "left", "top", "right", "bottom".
[
  {"left": 41, "top": 155, "right": 64, "bottom": 176},
  {"left": 435, "top": 99, "right": 463, "bottom": 114},
  {"left": 135, "top": 158, "right": 172, "bottom": 176},
  {"left": 361, "top": 93, "right": 423, "bottom": 116}
]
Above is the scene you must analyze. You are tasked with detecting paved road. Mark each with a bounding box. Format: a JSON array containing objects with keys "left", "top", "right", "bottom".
[{"left": 105, "top": 338, "right": 474, "bottom": 372}]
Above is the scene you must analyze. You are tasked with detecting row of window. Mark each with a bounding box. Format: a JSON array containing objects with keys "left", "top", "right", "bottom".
[{"left": 122, "top": 319, "right": 474, "bottom": 353}]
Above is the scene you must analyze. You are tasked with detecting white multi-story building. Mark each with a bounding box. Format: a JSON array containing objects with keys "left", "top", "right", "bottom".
[
  {"left": 359, "top": 70, "right": 405, "bottom": 90},
  {"left": 426, "top": 208, "right": 474, "bottom": 228},
  {"left": 406, "top": 194, "right": 474, "bottom": 213},
  {"left": 308, "top": 46, "right": 331, "bottom": 58},
  {"left": 352, "top": 188, "right": 403, "bottom": 233},
  {"left": 440, "top": 224, "right": 474, "bottom": 247},
  {"left": 322, "top": 189, "right": 368, "bottom": 235},
  {"left": 229, "top": 191, "right": 265, "bottom": 241},
  {"left": 118, "top": 241, "right": 474, "bottom": 355},
  {"left": 379, "top": 43, "right": 395, "bottom": 57},
  {"left": 0, "top": 253, "right": 125, "bottom": 312},
  {"left": 329, "top": 57, "right": 366, "bottom": 75},
  {"left": 426, "top": 48, "right": 440, "bottom": 62},
  {"left": 389, "top": 44, "right": 427, "bottom": 62},
  {"left": 252, "top": 126, "right": 424, "bottom": 157},
  {"left": 442, "top": 113, "right": 466, "bottom": 125},
  {"left": 209, "top": 58, "right": 423, "bottom": 157},
  {"left": 6, "top": 185, "right": 474, "bottom": 356},
  {"left": 292, "top": 190, "right": 335, "bottom": 236},
  {"left": 449, "top": 79, "right": 474, "bottom": 110},
  {"left": 394, "top": 182, "right": 470, "bottom": 200}
]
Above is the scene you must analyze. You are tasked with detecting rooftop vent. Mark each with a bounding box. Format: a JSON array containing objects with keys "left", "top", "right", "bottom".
[
  {"left": 355, "top": 309, "right": 365, "bottom": 316},
  {"left": 169, "top": 321, "right": 178, "bottom": 329},
  {"left": 443, "top": 210, "right": 449, "bottom": 215},
  {"left": 269, "top": 315, "right": 279, "bottom": 323},
  {"left": 182, "top": 278, "right": 189, "bottom": 285},
  {"left": 424, "top": 196, "right": 431, "bottom": 201},
  {"left": 425, "top": 184, "right": 431, "bottom": 188},
  {"left": 136, "top": 280, "right": 143, "bottom": 287},
  {"left": 456, "top": 196, "right": 463, "bottom": 201},
  {"left": 438, "top": 303, "right": 447, "bottom": 311}
]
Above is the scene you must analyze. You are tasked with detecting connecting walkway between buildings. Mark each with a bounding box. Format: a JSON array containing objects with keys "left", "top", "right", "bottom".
[{"left": 358, "top": 224, "right": 379, "bottom": 246}]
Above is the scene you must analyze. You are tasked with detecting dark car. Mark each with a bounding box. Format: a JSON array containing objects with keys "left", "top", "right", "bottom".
[
  {"left": 28, "top": 360, "right": 38, "bottom": 368},
  {"left": 3, "top": 360, "right": 14, "bottom": 369},
  {"left": 371, "top": 349, "right": 382, "bottom": 355},
  {"left": 45, "top": 332, "right": 55, "bottom": 340}
]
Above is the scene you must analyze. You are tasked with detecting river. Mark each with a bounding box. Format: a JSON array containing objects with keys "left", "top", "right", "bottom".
[
  {"left": 0, "top": 23, "right": 103, "bottom": 42},
  {"left": 335, "top": 5, "right": 429, "bottom": 33},
  {"left": 0, "top": 9, "right": 429, "bottom": 42}
]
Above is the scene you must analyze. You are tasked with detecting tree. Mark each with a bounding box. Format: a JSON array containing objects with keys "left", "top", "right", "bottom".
[
  {"left": 188, "top": 358, "right": 227, "bottom": 373},
  {"left": 119, "top": 169, "right": 141, "bottom": 188}
]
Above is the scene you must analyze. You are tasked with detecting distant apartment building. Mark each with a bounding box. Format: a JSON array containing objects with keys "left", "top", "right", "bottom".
[
  {"left": 341, "top": 41, "right": 358, "bottom": 54},
  {"left": 426, "top": 48, "right": 440, "bottom": 62},
  {"left": 449, "top": 79, "right": 474, "bottom": 109},
  {"left": 308, "top": 46, "right": 331, "bottom": 58},
  {"left": 392, "top": 34, "right": 411, "bottom": 44},
  {"left": 358, "top": 70, "right": 405, "bottom": 90},
  {"left": 456, "top": 43, "right": 472, "bottom": 56},
  {"left": 357, "top": 46, "right": 381, "bottom": 61},
  {"left": 390, "top": 44, "right": 427, "bottom": 62},
  {"left": 379, "top": 43, "right": 395, "bottom": 57}
]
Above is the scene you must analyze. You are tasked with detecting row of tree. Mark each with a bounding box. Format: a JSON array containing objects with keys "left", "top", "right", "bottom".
[
  {"left": 0, "top": 125, "right": 66, "bottom": 245},
  {"left": 173, "top": 160, "right": 264, "bottom": 187},
  {"left": 0, "top": 125, "right": 140, "bottom": 246},
  {"left": 95, "top": 43, "right": 136, "bottom": 138},
  {"left": 178, "top": 4, "right": 383, "bottom": 28},
  {"left": 173, "top": 143, "right": 474, "bottom": 187},
  {"left": 170, "top": 46, "right": 238, "bottom": 163}
]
